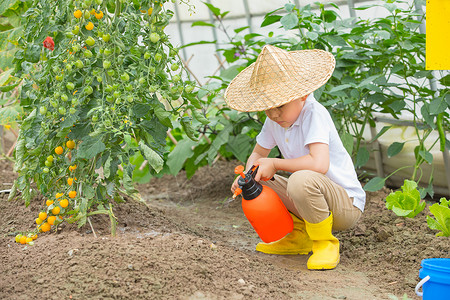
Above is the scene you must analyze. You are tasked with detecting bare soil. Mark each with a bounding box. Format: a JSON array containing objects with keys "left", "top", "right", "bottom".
[{"left": 0, "top": 156, "right": 449, "bottom": 300}]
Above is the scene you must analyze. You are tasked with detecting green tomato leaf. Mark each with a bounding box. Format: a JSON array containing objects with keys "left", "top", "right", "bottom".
[
  {"left": 0, "top": 105, "right": 21, "bottom": 125},
  {"left": 153, "top": 105, "right": 172, "bottom": 128},
  {"left": 130, "top": 152, "right": 152, "bottom": 184},
  {"left": 0, "top": 82, "right": 20, "bottom": 92},
  {"left": 104, "top": 156, "right": 112, "bottom": 179},
  {"left": 192, "top": 109, "right": 209, "bottom": 125},
  {"left": 0, "top": 0, "right": 20, "bottom": 16},
  {"left": 0, "top": 69, "right": 14, "bottom": 86},
  {"left": 24, "top": 43, "right": 41, "bottom": 63},
  {"left": 181, "top": 117, "right": 198, "bottom": 141},
  {"left": 139, "top": 140, "right": 163, "bottom": 173},
  {"left": 77, "top": 136, "right": 106, "bottom": 159},
  {"left": 132, "top": 103, "right": 152, "bottom": 118},
  {"left": 83, "top": 184, "right": 96, "bottom": 199},
  {"left": 122, "top": 164, "right": 137, "bottom": 194}
]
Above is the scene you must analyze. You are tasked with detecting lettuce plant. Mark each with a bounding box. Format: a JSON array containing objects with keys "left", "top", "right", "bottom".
[
  {"left": 385, "top": 180, "right": 426, "bottom": 218},
  {"left": 427, "top": 198, "right": 450, "bottom": 237}
]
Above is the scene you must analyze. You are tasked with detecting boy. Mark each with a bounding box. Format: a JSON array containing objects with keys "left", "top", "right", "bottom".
[{"left": 225, "top": 45, "right": 366, "bottom": 270}]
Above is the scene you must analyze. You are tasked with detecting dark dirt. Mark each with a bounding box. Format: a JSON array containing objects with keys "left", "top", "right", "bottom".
[{"left": 0, "top": 154, "right": 449, "bottom": 299}]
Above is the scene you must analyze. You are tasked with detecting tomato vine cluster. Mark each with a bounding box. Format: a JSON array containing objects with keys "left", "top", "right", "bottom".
[{"left": 12, "top": 0, "right": 205, "bottom": 242}]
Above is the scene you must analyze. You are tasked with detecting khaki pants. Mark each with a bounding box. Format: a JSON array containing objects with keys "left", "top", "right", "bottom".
[{"left": 262, "top": 170, "right": 362, "bottom": 231}]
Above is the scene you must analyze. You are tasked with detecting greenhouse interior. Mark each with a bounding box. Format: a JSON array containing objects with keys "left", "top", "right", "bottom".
[{"left": 0, "top": 0, "right": 449, "bottom": 299}]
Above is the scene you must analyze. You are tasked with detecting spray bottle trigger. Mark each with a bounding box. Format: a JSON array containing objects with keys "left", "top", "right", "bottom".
[{"left": 249, "top": 165, "right": 274, "bottom": 181}]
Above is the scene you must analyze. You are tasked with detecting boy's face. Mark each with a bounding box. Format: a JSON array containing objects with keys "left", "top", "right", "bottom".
[{"left": 265, "top": 96, "right": 307, "bottom": 128}]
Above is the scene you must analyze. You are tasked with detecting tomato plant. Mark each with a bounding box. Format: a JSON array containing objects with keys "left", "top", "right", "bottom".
[{"left": 10, "top": 0, "right": 203, "bottom": 238}]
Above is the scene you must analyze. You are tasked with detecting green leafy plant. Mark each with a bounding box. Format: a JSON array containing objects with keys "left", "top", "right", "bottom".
[
  {"left": 0, "top": 68, "right": 22, "bottom": 133},
  {"left": 385, "top": 179, "right": 426, "bottom": 218},
  {"left": 427, "top": 197, "right": 450, "bottom": 237},
  {"left": 0, "top": 0, "right": 31, "bottom": 145},
  {"left": 8, "top": 0, "right": 202, "bottom": 238},
  {"left": 183, "top": 0, "right": 448, "bottom": 197},
  {"left": 0, "top": 0, "right": 32, "bottom": 70}
]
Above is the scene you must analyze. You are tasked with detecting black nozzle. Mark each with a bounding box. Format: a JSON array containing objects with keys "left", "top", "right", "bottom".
[{"left": 238, "top": 166, "right": 263, "bottom": 200}]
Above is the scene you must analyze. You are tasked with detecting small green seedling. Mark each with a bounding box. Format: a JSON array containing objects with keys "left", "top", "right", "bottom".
[
  {"left": 427, "top": 197, "right": 450, "bottom": 237},
  {"left": 385, "top": 180, "right": 426, "bottom": 218}
]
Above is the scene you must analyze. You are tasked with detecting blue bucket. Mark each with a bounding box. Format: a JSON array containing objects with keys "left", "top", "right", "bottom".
[{"left": 415, "top": 258, "right": 450, "bottom": 299}]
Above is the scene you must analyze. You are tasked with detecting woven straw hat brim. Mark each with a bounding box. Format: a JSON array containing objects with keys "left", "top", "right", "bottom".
[{"left": 224, "top": 47, "right": 336, "bottom": 112}]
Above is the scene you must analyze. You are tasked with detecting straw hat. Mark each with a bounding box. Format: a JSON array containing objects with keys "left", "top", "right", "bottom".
[{"left": 224, "top": 45, "right": 336, "bottom": 112}]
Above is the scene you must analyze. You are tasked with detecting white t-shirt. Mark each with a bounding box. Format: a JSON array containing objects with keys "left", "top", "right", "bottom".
[{"left": 256, "top": 94, "right": 366, "bottom": 212}]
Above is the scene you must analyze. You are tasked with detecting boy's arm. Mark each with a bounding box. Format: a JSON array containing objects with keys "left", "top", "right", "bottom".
[{"left": 254, "top": 142, "right": 329, "bottom": 181}]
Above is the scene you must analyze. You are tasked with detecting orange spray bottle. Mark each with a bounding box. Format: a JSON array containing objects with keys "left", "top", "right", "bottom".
[{"left": 233, "top": 165, "right": 293, "bottom": 243}]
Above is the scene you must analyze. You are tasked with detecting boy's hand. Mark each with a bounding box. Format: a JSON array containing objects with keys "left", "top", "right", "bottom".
[
  {"left": 231, "top": 176, "right": 240, "bottom": 193},
  {"left": 254, "top": 158, "right": 277, "bottom": 182}
]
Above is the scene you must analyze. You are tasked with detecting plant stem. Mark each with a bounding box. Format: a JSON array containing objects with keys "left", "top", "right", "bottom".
[
  {"left": 87, "top": 217, "right": 98, "bottom": 238},
  {"left": 114, "top": 0, "right": 121, "bottom": 18},
  {"left": 109, "top": 203, "right": 117, "bottom": 237}
]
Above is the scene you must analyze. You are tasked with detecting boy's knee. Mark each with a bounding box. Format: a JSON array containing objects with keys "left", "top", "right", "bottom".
[{"left": 287, "top": 170, "right": 323, "bottom": 201}]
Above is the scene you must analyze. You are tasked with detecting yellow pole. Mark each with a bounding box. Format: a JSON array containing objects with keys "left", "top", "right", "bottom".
[{"left": 426, "top": 0, "right": 450, "bottom": 70}]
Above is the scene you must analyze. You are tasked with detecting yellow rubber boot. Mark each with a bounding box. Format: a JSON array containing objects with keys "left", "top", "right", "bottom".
[
  {"left": 304, "top": 212, "right": 340, "bottom": 270},
  {"left": 255, "top": 213, "right": 312, "bottom": 255}
]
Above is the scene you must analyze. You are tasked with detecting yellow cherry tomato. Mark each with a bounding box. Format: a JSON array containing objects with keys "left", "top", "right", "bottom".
[
  {"left": 95, "top": 11, "right": 104, "bottom": 19},
  {"left": 48, "top": 216, "right": 57, "bottom": 225},
  {"left": 52, "top": 206, "right": 61, "bottom": 215},
  {"left": 55, "top": 146, "right": 64, "bottom": 155},
  {"left": 40, "top": 222, "right": 51, "bottom": 232},
  {"left": 20, "top": 235, "right": 27, "bottom": 244},
  {"left": 60, "top": 199, "right": 69, "bottom": 208},
  {"left": 85, "top": 22, "right": 94, "bottom": 31},
  {"left": 66, "top": 140, "right": 76, "bottom": 149},
  {"left": 74, "top": 10, "right": 82, "bottom": 19},
  {"left": 38, "top": 212, "right": 47, "bottom": 221}
]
